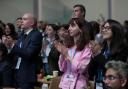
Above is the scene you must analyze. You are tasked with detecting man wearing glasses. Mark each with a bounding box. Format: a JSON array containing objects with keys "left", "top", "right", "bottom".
[{"left": 104, "top": 60, "right": 128, "bottom": 89}]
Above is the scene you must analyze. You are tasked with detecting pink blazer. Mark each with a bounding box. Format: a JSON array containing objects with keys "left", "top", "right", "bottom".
[{"left": 58, "top": 43, "right": 92, "bottom": 89}]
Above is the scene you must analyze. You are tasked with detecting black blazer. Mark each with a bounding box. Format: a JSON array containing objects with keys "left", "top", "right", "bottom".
[
  {"left": 48, "top": 45, "right": 60, "bottom": 75},
  {"left": 10, "top": 29, "right": 42, "bottom": 83}
]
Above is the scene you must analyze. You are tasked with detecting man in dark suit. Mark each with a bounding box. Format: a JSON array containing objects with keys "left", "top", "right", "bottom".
[{"left": 4, "top": 13, "right": 42, "bottom": 89}]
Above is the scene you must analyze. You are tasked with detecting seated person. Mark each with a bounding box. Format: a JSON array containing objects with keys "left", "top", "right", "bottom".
[{"left": 104, "top": 60, "right": 128, "bottom": 89}]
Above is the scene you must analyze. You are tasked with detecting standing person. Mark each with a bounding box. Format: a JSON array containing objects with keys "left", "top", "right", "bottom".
[
  {"left": 15, "top": 17, "right": 22, "bottom": 37},
  {"left": 37, "top": 21, "right": 44, "bottom": 33},
  {"left": 73, "top": 4, "right": 86, "bottom": 20},
  {"left": 55, "top": 18, "right": 92, "bottom": 89},
  {"left": 2, "top": 23, "right": 17, "bottom": 47},
  {"left": 4, "top": 13, "right": 42, "bottom": 89},
  {"left": 41, "top": 24, "right": 60, "bottom": 75},
  {"left": 73, "top": 4, "right": 92, "bottom": 40},
  {"left": 3, "top": 23, "right": 17, "bottom": 36}
]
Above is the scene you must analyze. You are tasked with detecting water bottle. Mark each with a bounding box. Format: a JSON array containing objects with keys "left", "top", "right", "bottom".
[{"left": 95, "top": 33, "right": 104, "bottom": 44}]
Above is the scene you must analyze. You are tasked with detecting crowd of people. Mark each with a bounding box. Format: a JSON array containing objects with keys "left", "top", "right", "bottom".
[{"left": 0, "top": 4, "right": 128, "bottom": 89}]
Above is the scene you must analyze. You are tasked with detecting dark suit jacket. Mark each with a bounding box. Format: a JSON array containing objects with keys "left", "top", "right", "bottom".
[
  {"left": 0, "top": 58, "right": 13, "bottom": 87},
  {"left": 10, "top": 29, "right": 42, "bottom": 83}
]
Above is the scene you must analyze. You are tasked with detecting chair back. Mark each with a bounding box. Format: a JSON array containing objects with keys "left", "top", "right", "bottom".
[
  {"left": 49, "top": 76, "right": 61, "bottom": 89},
  {"left": 87, "top": 81, "right": 94, "bottom": 89}
]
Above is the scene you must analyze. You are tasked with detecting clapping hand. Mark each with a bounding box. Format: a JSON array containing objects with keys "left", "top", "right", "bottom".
[
  {"left": 2, "top": 35, "right": 16, "bottom": 49},
  {"left": 54, "top": 40, "right": 70, "bottom": 60}
]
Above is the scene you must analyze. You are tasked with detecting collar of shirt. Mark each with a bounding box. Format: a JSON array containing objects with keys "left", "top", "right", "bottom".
[
  {"left": 47, "top": 37, "right": 55, "bottom": 45},
  {"left": 24, "top": 28, "right": 33, "bottom": 35}
]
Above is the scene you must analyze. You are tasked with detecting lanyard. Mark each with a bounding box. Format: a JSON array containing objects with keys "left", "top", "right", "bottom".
[
  {"left": 103, "top": 48, "right": 111, "bottom": 59},
  {"left": 71, "top": 48, "right": 76, "bottom": 61},
  {"left": 68, "top": 48, "right": 77, "bottom": 74}
]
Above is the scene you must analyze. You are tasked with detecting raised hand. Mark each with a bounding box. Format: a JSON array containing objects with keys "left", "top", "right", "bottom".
[
  {"left": 2, "top": 35, "right": 15, "bottom": 49},
  {"left": 54, "top": 40, "right": 69, "bottom": 60}
]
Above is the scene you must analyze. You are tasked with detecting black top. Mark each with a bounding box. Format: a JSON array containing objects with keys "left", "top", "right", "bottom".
[{"left": 88, "top": 42, "right": 128, "bottom": 81}]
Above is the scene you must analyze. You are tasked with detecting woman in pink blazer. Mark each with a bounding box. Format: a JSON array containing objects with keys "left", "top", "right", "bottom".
[{"left": 55, "top": 18, "right": 92, "bottom": 89}]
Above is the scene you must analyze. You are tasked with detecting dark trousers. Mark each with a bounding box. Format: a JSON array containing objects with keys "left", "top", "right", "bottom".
[
  {"left": 17, "top": 82, "right": 34, "bottom": 89},
  {"left": 14, "top": 70, "right": 35, "bottom": 89}
]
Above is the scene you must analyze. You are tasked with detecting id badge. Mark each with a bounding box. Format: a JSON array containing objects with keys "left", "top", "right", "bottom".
[
  {"left": 15, "top": 57, "right": 21, "bottom": 69},
  {"left": 66, "top": 74, "right": 75, "bottom": 81},
  {"left": 96, "top": 82, "right": 103, "bottom": 89},
  {"left": 61, "top": 74, "right": 77, "bottom": 88}
]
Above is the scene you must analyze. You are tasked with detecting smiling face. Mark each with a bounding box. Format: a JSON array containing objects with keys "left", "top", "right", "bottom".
[
  {"left": 45, "top": 25, "right": 55, "bottom": 38},
  {"left": 5, "top": 25, "right": 11, "bottom": 35},
  {"left": 57, "top": 27, "right": 65, "bottom": 37},
  {"left": 57, "top": 27, "right": 66, "bottom": 40},
  {"left": 68, "top": 24, "right": 80, "bottom": 37},
  {"left": 101, "top": 22, "right": 112, "bottom": 40}
]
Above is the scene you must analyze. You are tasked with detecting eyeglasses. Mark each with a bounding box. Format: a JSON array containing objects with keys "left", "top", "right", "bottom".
[
  {"left": 103, "top": 75, "right": 120, "bottom": 81},
  {"left": 101, "top": 26, "right": 111, "bottom": 31}
]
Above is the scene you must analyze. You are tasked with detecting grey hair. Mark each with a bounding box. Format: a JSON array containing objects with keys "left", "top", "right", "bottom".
[{"left": 105, "top": 60, "right": 128, "bottom": 79}]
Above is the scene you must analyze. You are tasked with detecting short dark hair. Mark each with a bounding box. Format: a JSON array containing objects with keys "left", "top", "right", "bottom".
[
  {"left": 47, "top": 24, "right": 59, "bottom": 31},
  {"left": 73, "top": 4, "right": 86, "bottom": 17},
  {"left": 16, "top": 17, "right": 22, "bottom": 20}
]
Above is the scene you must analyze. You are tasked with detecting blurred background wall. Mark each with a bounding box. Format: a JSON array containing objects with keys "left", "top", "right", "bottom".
[
  {"left": 0, "top": 0, "right": 128, "bottom": 24},
  {"left": 0, "top": 0, "right": 34, "bottom": 23}
]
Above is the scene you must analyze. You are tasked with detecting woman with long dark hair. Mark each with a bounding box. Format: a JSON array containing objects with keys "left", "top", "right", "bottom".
[
  {"left": 88, "top": 19, "right": 128, "bottom": 89},
  {"left": 55, "top": 18, "right": 92, "bottom": 89},
  {"left": 4, "top": 23, "right": 17, "bottom": 36}
]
